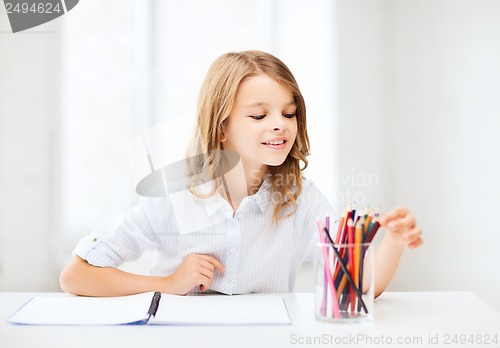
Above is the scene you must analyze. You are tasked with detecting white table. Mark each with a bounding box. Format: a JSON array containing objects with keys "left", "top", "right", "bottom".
[{"left": 1, "top": 292, "right": 499, "bottom": 348}]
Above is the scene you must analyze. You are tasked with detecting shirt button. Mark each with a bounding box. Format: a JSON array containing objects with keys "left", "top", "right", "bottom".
[
  {"left": 227, "top": 277, "right": 233, "bottom": 282},
  {"left": 91, "top": 237, "right": 97, "bottom": 242},
  {"left": 230, "top": 248, "right": 236, "bottom": 253}
]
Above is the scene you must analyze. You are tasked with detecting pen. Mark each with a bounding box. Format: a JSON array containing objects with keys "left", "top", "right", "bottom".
[{"left": 147, "top": 292, "right": 162, "bottom": 321}]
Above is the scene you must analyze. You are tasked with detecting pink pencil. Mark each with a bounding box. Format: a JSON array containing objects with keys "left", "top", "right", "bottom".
[{"left": 317, "top": 220, "right": 341, "bottom": 319}]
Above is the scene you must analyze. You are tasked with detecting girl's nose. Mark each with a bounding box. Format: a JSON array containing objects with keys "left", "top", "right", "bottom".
[{"left": 271, "top": 114, "right": 285, "bottom": 132}]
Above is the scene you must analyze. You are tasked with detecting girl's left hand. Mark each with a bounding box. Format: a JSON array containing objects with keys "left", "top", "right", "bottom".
[{"left": 378, "top": 206, "right": 423, "bottom": 249}]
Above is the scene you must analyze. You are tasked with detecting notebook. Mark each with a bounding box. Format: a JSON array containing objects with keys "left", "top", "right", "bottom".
[{"left": 8, "top": 292, "right": 291, "bottom": 326}]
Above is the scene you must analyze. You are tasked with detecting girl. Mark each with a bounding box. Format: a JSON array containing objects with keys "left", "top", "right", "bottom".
[{"left": 60, "top": 51, "right": 422, "bottom": 297}]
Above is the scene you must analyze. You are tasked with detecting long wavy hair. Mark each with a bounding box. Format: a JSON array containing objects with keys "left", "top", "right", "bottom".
[{"left": 190, "top": 50, "right": 310, "bottom": 224}]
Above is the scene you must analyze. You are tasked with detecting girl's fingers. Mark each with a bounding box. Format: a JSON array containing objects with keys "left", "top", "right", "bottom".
[
  {"left": 198, "top": 265, "right": 217, "bottom": 292},
  {"left": 408, "top": 238, "right": 424, "bottom": 249},
  {"left": 200, "top": 260, "right": 215, "bottom": 272},
  {"left": 198, "top": 255, "right": 225, "bottom": 272},
  {"left": 404, "top": 226, "right": 422, "bottom": 241},
  {"left": 385, "top": 213, "right": 416, "bottom": 232},
  {"left": 404, "top": 226, "right": 423, "bottom": 249},
  {"left": 378, "top": 208, "right": 423, "bottom": 250},
  {"left": 193, "top": 255, "right": 224, "bottom": 292},
  {"left": 198, "top": 262, "right": 215, "bottom": 279},
  {"left": 379, "top": 206, "right": 409, "bottom": 225}
]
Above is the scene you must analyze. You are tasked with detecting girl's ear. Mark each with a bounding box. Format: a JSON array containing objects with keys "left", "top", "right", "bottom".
[{"left": 220, "top": 123, "right": 227, "bottom": 142}]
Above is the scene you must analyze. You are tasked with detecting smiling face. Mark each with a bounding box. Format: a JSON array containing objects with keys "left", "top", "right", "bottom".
[{"left": 221, "top": 73, "right": 298, "bottom": 176}]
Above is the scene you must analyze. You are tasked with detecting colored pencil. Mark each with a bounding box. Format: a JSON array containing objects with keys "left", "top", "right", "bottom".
[
  {"left": 320, "top": 222, "right": 369, "bottom": 314},
  {"left": 316, "top": 221, "right": 341, "bottom": 318}
]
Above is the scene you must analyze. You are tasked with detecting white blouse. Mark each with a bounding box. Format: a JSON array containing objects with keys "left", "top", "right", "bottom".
[{"left": 73, "top": 177, "right": 334, "bottom": 294}]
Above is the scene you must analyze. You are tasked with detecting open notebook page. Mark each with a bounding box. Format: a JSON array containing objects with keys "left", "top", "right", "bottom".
[
  {"left": 152, "top": 294, "right": 291, "bottom": 325},
  {"left": 8, "top": 293, "right": 153, "bottom": 325}
]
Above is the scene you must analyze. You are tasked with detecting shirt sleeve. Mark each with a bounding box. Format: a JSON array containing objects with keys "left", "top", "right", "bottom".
[{"left": 72, "top": 197, "right": 167, "bottom": 268}]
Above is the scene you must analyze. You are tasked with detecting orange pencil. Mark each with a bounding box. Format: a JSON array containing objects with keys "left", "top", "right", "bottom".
[
  {"left": 335, "top": 211, "right": 346, "bottom": 245},
  {"left": 336, "top": 274, "right": 348, "bottom": 298},
  {"left": 354, "top": 218, "right": 363, "bottom": 282}
]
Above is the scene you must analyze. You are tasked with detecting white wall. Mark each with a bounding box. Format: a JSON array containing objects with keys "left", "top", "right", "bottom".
[
  {"left": 0, "top": 1, "right": 139, "bottom": 290},
  {"left": 0, "top": 17, "right": 60, "bottom": 290},
  {"left": 336, "top": 0, "right": 500, "bottom": 310},
  {"left": 57, "top": 0, "right": 137, "bottom": 266}
]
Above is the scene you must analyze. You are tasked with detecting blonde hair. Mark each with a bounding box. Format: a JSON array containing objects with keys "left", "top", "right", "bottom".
[{"left": 191, "top": 50, "right": 310, "bottom": 224}]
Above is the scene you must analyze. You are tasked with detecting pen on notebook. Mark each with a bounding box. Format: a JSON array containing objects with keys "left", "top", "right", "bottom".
[{"left": 147, "top": 292, "right": 161, "bottom": 321}]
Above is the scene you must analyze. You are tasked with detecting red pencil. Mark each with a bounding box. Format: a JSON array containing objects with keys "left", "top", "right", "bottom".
[
  {"left": 365, "top": 219, "right": 381, "bottom": 243},
  {"left": 347, "top": 218, "right": 356, "bottom": 312}
]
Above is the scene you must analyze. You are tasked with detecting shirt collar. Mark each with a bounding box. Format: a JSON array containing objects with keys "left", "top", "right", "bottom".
[
  {"left": 199, "top": 174, "right": 275, "bottom": 216},
  {"left": 252, "top": 174, "right": 273, "bottom": 213},
  {"left": 187, "top": 180, "right": 228, "bottom": 217},
  {"left": 203, "top": 194, "right": 228, "bottom": 217}
]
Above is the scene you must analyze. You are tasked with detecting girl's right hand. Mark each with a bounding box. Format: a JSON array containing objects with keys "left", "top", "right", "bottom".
[{"left": 165, "top": 254, "right": 225, "bottom": 295}]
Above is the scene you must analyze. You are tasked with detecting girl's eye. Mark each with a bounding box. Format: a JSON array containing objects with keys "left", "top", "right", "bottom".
[
  {"left": 250, "top": 115, "right": 266, "bottom": 120},
  {"left": 283, "top": 113, "right": 296, "bottom": 119}
]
